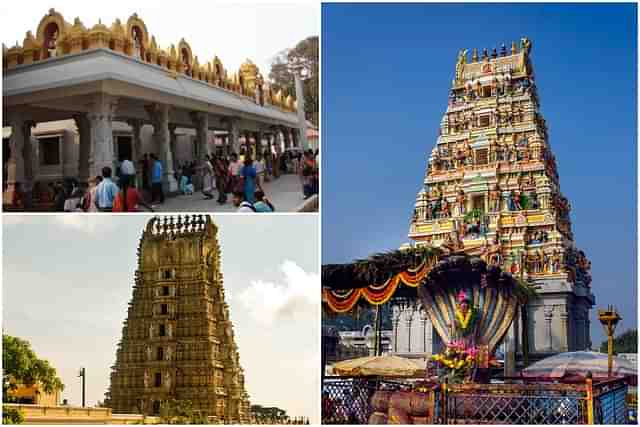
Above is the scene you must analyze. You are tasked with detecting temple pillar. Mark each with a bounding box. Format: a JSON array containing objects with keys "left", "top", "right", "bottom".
[
  {"left": 3, "top": 113, "right": 26, "bottom": 206},
  {"left": 291, "top": 129, "right": 299, "bottom": 149},
  {"left": 21, "top": 120, "right": 36, "bottom": 209},
  {"left": 544, "top": 305, "right": 554, "bottom": 351},
  {"left": 294, "top": 72, "right": 308, "bottom": 150},
  {"left": 391, "top": 306, "right": 401, "bottom": 353},
  {"left": 168, "top": 124, "right": 178, "bottom": 170},
  {"left": 190, "top": 112, "right": 208, "bottom": 164},
  {"left": 74, "top": 113, "right": 91, "bottom": 185},
  {"left": 243, "top": 131, "right": 252, "bottom": 158},
  {"left": 559, "top": 306, "right": 569, "bottom": 352},
  {"left": 128, "top": 119, "right": 143, "bottom": 164},
  {"left": 88, "top": 93, "right": 118, "bottom": 178},
  {"left": 146, "top": 103, "right": 178, "bottom": 193},
  {"left": 228, "top": 120, "right": 240, "bottom": 155},
  {"left": 282, "top": 127, "right": 291, "bottom": 150}
]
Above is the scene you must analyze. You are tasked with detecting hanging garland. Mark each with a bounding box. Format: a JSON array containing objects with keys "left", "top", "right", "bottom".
[{"left": 323, "top": 257, "right": 436, "bottom": 313}]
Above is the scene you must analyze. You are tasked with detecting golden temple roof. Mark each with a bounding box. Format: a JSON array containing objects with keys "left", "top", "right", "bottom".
[{"left": 3, "top": 8, "right": 296, "bottom": 112}]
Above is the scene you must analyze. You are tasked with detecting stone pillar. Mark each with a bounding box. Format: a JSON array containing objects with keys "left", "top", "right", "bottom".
[
  {"left": 391, "top": 306, "right": 401, "bottom": 353},
  {"left": 405, "top": 307, "right": 415, "bottom": 353},
  {"left": 559, "top": 306, "right": 569, "bottom": 352},
  {"left": 228, "top": 120, "right": 240, "bottom": 155},
  {"left": 294, "top": 72, "right": 308, "bottom": 150},
  {"left": 585, "top": 314, "right": 591, "bottom": 350},
  {"left": 128, "top": 119, "right": 142, "bottom": 164},
  {"left": 3, "top": 113, "right": 26, "bottom": 206},
  {"left": 282, "top": 128, "right": 291, "bottom": 149},
  {"left": 190, "top": 112, "right": 208, "bottom": 164},
  {"left": 291, "top": 129, "right": 299, "bottom": 148},
  {"left": 74, "top": 113, "right": 92, "bottom": 185},
  {"left": 544, "top": 306, "right": 554, "bottom": 352},
  {"left": 21, "top": 120, "right": 36, "bottom": 209},
  {"left": 146, "top": 103, "right": 178, "bottom": 193},
  {"left": 88, "top": 93, "right": 118, "bottom": 179},
  {"left": 420, "top": 309, "right": 430, "bottom": 353}
]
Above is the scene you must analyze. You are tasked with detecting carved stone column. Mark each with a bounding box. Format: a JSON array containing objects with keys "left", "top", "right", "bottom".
[
  {"left": 74, "top": 113, "right": 91, "bottom": 186},
  {"left": 420, "top": 308, "right": 430, "bottom": 353},
  {"left": 190, "top": 112, "right": 209, "bottom": 165},
  {"left": 405, "top": 305, "right": 415, "bottom": 354},
  {"left": 544, "top": 306, "right": 554, "bottom": 352},
  {"left": 391, "top": 305, "right": 401, "bottom": 353},
  {"left": 88, "top": 93, "right": 118, "bottom": 179},
  {"left": 559, "top": 306, "right": 569, "bottom": 352},
  {"left": 4, "top": 113, "right": 26, "bottom": 206},
  {"left": 294, "top": 72, "right": 308, "bottom": 150},
  {"left": 282, "top": 127, "right": 291, "bottom": 150},
  {"left": 21, "top": 120, "right": 36, "bottom": 209},
  {"left": 146, "top": 103, "right": 178, "bottom": 193},
  {"left": 228, "top": 119, "right": 240, "bottom": 155},
  {"left": 127, "top": 119, "right": 143, "bottom": 164}
]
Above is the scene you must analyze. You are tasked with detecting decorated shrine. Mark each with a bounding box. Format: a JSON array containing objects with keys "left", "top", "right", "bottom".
[{"left": 104, "top": 215, "right": 251, "bottom": 423}]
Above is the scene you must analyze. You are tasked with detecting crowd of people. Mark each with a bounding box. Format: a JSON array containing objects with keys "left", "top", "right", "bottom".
[{"left": 48, "top": 146, "right": 319, "bottom": 213}]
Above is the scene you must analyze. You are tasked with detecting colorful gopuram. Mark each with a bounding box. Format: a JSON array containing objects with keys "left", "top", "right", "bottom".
[
  {"left": 104, "top": 215, "right": 251, "bottom": 423},
  {"left": 398, "top": 39, "right": 594, "bottom": 357}
]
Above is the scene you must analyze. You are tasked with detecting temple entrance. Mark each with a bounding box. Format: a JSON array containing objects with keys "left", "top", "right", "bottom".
[{"left": 117, "top": 135, "right": 133, "bottom": 161}]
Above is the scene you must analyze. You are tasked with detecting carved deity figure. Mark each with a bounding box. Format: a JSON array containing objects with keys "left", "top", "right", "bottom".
[
  {"left": 47, "top": 30, "right": 58, "bottom": 57},
  {"left": 457, "top": 191, "right": 466, "bottom": 215},
  {"left": 451, "top": 290, "right": 478, "bottom": 349},
  {"left": 144, "top": 370, "right": 149, "bottom": 388},
  {"left": 489, "top": 185, "right": 501, "bottom": 212},
  {"left": 149, "top": 323, "right": 154, "bottom": 338},
  {"left": 146, "top": 345, "right": 152, "bottom": 361},
  {"left": 132, "top": 30, "right": 141, "bottom": 59},
  {"left": 165, "top": 371, "right": 172, "bottom": 389},
  {"left": 455, "top": 49, "right": 467, "bottom": 81}
]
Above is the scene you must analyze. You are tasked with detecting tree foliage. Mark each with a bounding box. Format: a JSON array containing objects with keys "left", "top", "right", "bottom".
[
  {"left": 2, "top": 406, "right": 24, "bottom": 424},
  {"left": 159, "top": 399, "right": 209, "bottom": 424},
  {"left": 269, "top": 36, "right": 319, "bottom": 125},
  {"left": 599, "top": 329, "right": 637, "bottom": 354},
  {"left": 2, "top": 334, "right": 64, "bottom": 400}
]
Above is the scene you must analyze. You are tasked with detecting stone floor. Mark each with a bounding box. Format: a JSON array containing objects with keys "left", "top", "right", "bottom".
[{"left": 151, "top": 173, "right": 310, "bottom": 213}]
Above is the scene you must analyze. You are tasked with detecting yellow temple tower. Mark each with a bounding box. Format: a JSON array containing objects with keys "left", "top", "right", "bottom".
[
  {"left": 105, "top": 215, "right": 250, "bottom": 423},
  {"left": 401, "top": 39, "right": 594, "bottom": 358}
]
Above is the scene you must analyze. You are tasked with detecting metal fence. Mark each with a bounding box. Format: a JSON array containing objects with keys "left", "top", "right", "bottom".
[
  {"left": 321, "top": 377, "right": 630, "bottom": 424},
  {"left": 593, "top": 379, "right": 629, "bottom": 424},
  {"left": 444, "top": 385, "right": 587, "bottom": 424},
  {"left": 321, "top": 377, "right": 407, "bottom": 424}
]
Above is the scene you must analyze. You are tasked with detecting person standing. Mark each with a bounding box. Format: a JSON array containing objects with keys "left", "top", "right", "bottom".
[
  {"left": 150, "top": 154, "right": 164, "bottom": 204},
  {"left": 202, "top": 155, "right": 215, "bottom": 200},
  {"left": 81, "top": 176, "right": 102, "bottom": 212},
  {"left": 228, "top": 153, "right": 242, "bottom": 193},
  {"left": 212, "top": 155, "right": 228, "bottom": 204},
  {"left": 94, "top": 166, "right": 119, "bottom": 212},
  {"left": 241, "top": 156, "right": 257, "bottom": 204},
  {"left": 120, "top": 154, "right": 136, "bottom": 190}
]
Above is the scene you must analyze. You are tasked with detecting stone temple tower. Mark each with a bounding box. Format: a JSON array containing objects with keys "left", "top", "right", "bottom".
[
  {"left": 393, "top": 39, "right": 595, "bottom": 360},
  {"left": 105, "top": 215, "right": 250, "bottom": 422}
]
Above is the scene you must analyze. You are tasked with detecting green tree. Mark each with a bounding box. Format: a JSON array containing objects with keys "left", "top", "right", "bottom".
[
  {"left": 2, "top": 334, "right": 64, "bottom": 400},
  {"left": 2, "top": 406, "right": 25, "bottom": 424},
  {"left": 269, "top": 36, "right": 319, "bottom": 125},
  {"left": 599, "top": 329, "right": 637, "bottom": 354},
  {"left": 159, "top": 399, "right": 209, "bottom": 424}
]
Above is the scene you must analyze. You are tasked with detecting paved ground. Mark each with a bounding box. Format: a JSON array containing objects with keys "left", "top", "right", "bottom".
[{"left": 152, "top": 174, "right": 309, "bottom": 212}]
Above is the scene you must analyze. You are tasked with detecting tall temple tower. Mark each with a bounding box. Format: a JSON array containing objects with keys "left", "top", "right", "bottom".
[
  {"left": 105, "top": 215, "right": 251, "bottom": 422},
  {"left": 393, "top": 39, "right": 595, "bottom": 359}
]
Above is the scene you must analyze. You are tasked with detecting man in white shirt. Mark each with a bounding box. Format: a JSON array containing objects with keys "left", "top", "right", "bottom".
[{"left": 120, "top": 155, "right": 136, "bottom": 188}]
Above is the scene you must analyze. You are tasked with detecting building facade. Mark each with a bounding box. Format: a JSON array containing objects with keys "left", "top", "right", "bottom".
[
  {"left": 105, "top": 215, "right": 250, "bottom": 423},
  {"left": 392, "top": 39, "right": 595, "bottom": 360},
  {"left": 3, "top": 9, "right": 304, "bottom": 208}
]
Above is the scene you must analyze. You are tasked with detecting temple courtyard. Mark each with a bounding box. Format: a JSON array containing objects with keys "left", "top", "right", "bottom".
[{"left": 153, "top": 174, "right": 314, "bottom": 212}]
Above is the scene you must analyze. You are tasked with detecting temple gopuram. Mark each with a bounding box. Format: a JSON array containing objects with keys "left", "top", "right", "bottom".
[
  {"left": 104, "top": 215, "right": 251, "bottom": 423},
  {"left": 2, "top": 9, "right": 305, "bottom": 210},
  {"left": 393, "top": 39, "right": 595, "bottom": 360}
]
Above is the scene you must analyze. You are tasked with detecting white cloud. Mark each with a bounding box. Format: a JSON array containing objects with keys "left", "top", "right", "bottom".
[{"left": 238, "top": 260, "right": 318, "bottom": 324}]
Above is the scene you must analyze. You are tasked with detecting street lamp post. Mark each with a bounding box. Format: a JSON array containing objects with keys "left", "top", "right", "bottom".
[
  {"left": 78, "top": 367, "right": 86, "bottom": 407},
  {"left": 597, "top": 306, "right": 621, "bottom": 377}
]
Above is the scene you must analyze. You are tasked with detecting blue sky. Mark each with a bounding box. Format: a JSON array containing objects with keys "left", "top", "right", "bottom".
[{"left": 321, "top": 3, "right": 637, "bottom": 346}]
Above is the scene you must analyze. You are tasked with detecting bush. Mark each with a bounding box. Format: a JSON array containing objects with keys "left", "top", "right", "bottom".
[{"left": 2, "top": 406, "right": 24, "bottom": 424}]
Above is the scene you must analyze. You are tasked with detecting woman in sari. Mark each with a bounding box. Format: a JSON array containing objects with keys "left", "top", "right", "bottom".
[{"left": 241, "top": 156, "right": 257, "bottom": 204}]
